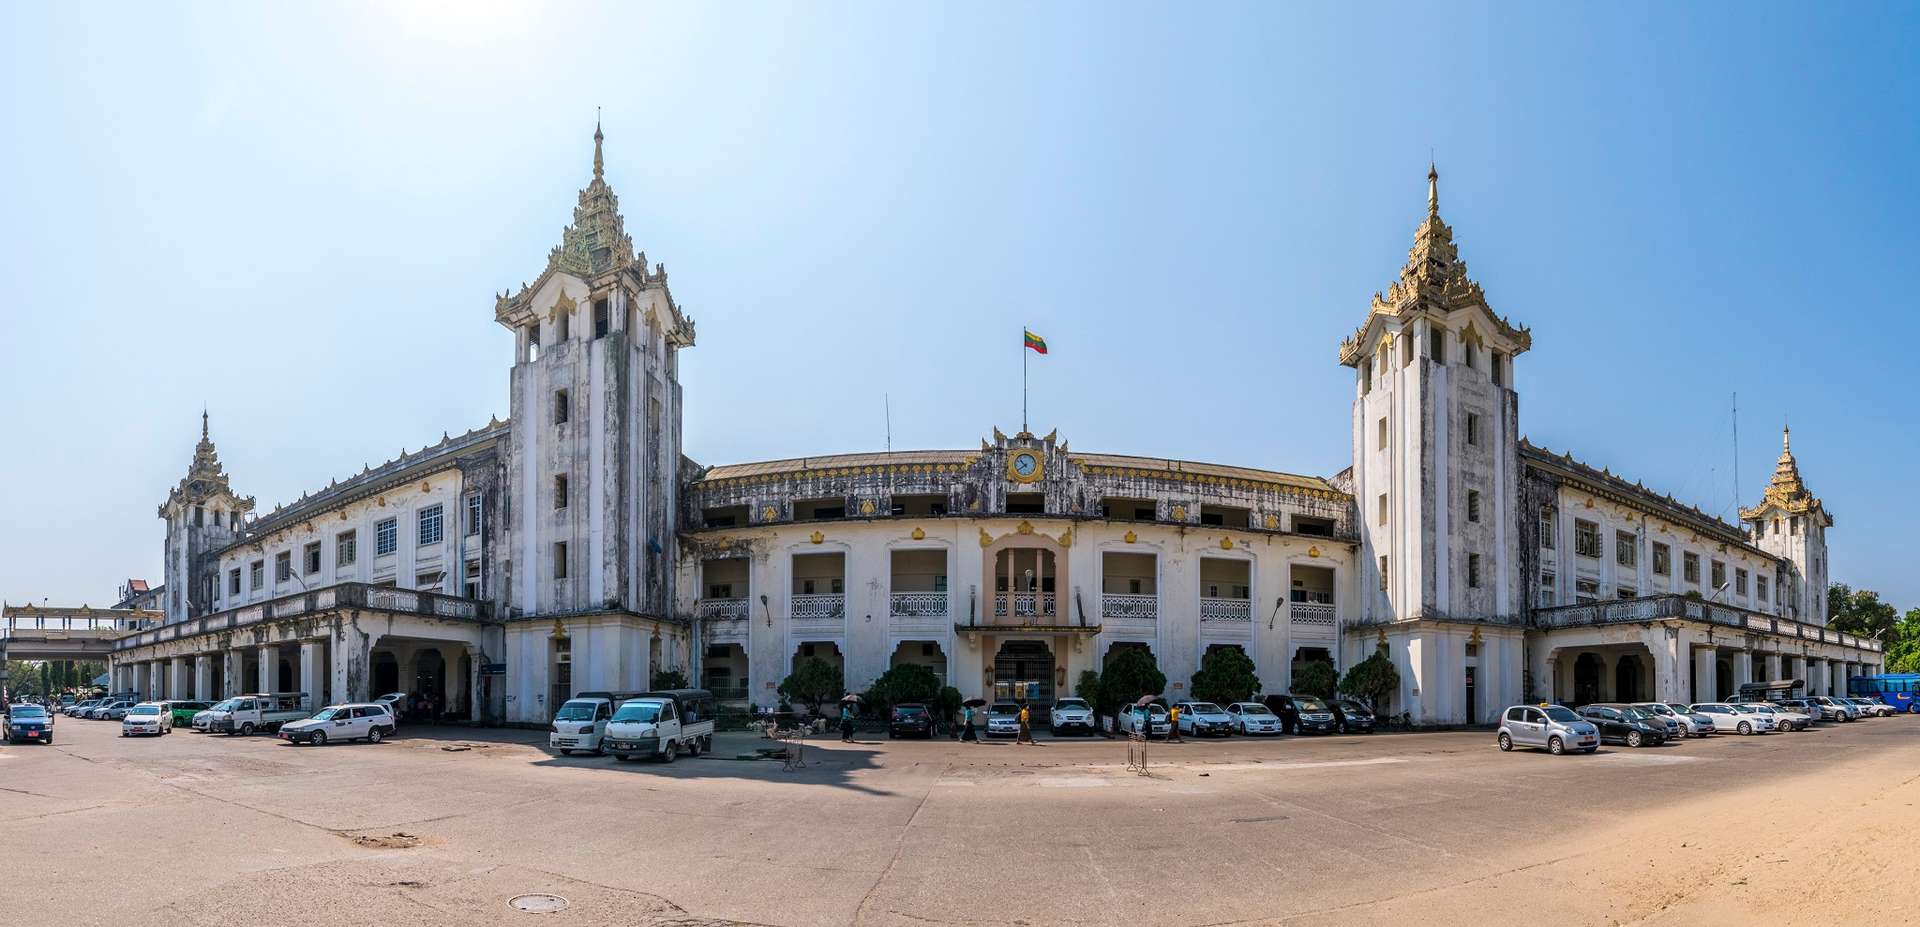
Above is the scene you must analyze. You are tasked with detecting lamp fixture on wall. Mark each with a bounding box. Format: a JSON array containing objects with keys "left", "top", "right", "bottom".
[
  {"left": 1267, "top": 596, "right": 1284, "bottom": 630},
  {"left": 759, "top": 593, "right": 771, "bottom": 627}
]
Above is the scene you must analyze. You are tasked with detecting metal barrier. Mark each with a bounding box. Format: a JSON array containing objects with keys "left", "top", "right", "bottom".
[
  {"left": 777, "top": 725, "right": 809, "bottom": 771},
  {"left": 1125, "top": 731, "right": 1149, "bottom": 774}
]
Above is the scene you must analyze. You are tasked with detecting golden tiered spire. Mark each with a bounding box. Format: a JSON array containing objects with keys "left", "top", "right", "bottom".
[{"left": 1740, "top": 426, "right": 1831, "bottom": 525}]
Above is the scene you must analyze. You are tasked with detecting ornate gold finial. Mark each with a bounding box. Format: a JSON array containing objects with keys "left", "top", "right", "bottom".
[
  {"left": 911, "top": 527, "right": 925, "bottom": 541},
  {"left": 1427, "top": 162, "right": 1438, "bottom": 218},
  {"left": 592, "top": 112, "right": 604, "bottom": 182},
  {"left": 1782, "top": 425, "right": 1791, "bottom": 453},
  {"left": 809, "top": 530, "right": 824, "bottom": 545},
  {"left": 1307, "top": 545, "right": 1321, "bottom": 558},
  {"left": 1219, "top": 537, "right": 1234, "bottom": 551},
  {"left": 978, "top": 528, "right": 993, "bottom": 548},
  {"left": 1123, "top": 530, "right": 1137, "bottom": 544}
]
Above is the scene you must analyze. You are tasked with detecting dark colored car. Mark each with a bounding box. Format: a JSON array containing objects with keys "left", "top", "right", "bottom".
[
  {"left": 888, "top": 703, "right": 935, "bottom": 739},
  {"left": 1264, "top": 694, "right": 1337, "bottom": 734},
  {"left": 1330, "top": 698, "right": 1375, "bottom": 733},
  {"left": 1576, "top": 703, "right": 1667, "bottom": 747},
  {"left": 4, "top": 705, "right": 54, "bottom": 744}
]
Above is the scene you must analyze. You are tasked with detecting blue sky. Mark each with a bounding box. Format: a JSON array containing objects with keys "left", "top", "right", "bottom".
[{"left": 2, "top": 4, "right": 1915, "bottom": 610}]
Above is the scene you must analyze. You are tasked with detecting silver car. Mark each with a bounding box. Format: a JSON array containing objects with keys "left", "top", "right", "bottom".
[
  {"left": 1498, "top": 704, "right": 1600, "bottom": 755},
  {"left": 1637, "top": 702, "right": 1712, "bottom": 737}
]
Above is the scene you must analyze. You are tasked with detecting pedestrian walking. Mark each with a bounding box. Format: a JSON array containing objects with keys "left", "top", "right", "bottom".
[
  {"left": 840, "top": 701, "right": 856, "bottom": 742},
  {"left": 962, "top": 705, "right": 978, "bottom": 742},
  {"left": 1016, "top": 702, "right": 1033, "bottom": 744},
  {"left": 1168, "top": 704, "right": 1183, "bottom": 742}
]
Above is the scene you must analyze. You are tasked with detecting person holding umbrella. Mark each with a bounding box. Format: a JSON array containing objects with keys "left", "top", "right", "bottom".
[
  {"left": 961, "top": 697, "right": 985, "bottom": 742},
  {"left": 838, "top": 694, "right": 859, "bottom": 742}
]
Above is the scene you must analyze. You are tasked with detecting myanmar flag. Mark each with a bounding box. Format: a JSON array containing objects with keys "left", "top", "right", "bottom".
[{"left": 1024, "top": 329, "right": 1048, "bottom": 355}]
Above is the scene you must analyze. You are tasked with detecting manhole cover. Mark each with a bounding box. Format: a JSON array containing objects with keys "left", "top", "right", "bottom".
[{"left": 509, "top": 893, "right": 570, "bottom": 914}]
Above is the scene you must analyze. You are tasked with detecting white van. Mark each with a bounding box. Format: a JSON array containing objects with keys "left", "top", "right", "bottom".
[
  {"left": 548, "top": 691, "right": 642, "bottom": 756},
  {"left": 209, "top": 692, "right": 310, "bottom": 735},
  {"left": 603, "top": 689, "right": 717, "bottom": 763}
]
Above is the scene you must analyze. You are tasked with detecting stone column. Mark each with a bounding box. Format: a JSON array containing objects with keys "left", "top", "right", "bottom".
[
  {"left": 133, "top": 663, "right": 150, "bottom": 699},
  {"left": 223, "top": 649, "right": 243, "bottom": 697},
  {"left": 170, "top": 657, "right": 188, "bottom": 701},
  {"left": 1650, "top": 630, "right": 1681, "bottom": 703},
  {"left": 1693, "top": 646, "right": 1717, "bottom": 702},
  {"left": 1763, "top": 653, "right": 1781, "bottom": 683},
  {"left": 1596, "top": 653, "right": 1614, "bottom": 702},
  {"left": 1809, "top": 659, "right": 1827, "bottom": 697},
  {"left": 1731, "top": 651, "right": 1753, "bottom": 697},
  {"left": 257, "top": 645, "right": 274, "bottom": 693},
  {"left": 194, "top": 655, "right": 213, "bottom": 701},
  {"left": 466, "top": 644, "right": 485, "bottom": 723},
  {"left": 1783, "top": 655, "right": 1801, "bottom": 690},
  {"left": 299, "top": 641, "right": 324, "bottom": 711}
]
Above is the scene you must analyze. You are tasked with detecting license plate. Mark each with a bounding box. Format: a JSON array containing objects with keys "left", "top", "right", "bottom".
[{"left": 27, "top": 732, "right": 40, "bottom": 738}]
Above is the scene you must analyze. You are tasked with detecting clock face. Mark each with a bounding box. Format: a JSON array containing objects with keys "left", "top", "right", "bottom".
[{"left": 1009, "top": 450, "right": 1042, "bottom": 483}]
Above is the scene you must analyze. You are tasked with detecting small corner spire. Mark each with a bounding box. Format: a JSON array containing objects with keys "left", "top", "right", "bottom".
[
  {"left": 592, "top": 108, "right": 604, "bottom": 182},
  {"left": 201, "top": 407, "right": 209, "bottom": 441},
  {"left": 1782, "top": 424, "right": 1791, "bottom": 452},
  {"left": 1427, "top": 162, "right": 1439, "bottom": 218}
]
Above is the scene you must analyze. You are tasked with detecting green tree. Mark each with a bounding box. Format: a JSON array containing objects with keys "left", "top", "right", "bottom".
[
  {"left": 1883, "top": 608, "right": 1920, "bottom": 675},
  {"left": 1828, "top": 584, "right": 1900, "bottom": 640},
  {"left": 1189, "top": 647, "right": 1260, "bottom": 705},
  {"left": 933, "top": 686, "right": 963, "bottom": 725},
  {"left": 651, "top": 668, "right": 690, "bottom": 690},
  {"left": 1339, "top": 651, "right": 1401, "bottom": 713},
  {"left": 862, "top": 663, "right": 942, "bottom": 711},
  {"left": 1074, "top": 669, "right": 1104, "bottom": 714},
  {"left": 1100, "top": 649, "right": 1166, "bottom": 709},
  {"left": 777, "top": 658, "right": 844, "bottom": 715},
  {"left": 1292, "top": 660, "right": 1338, "bottom": 699}
]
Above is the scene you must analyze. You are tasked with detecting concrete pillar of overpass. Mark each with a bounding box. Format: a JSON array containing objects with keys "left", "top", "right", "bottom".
[
  {"left": 257, "top": 645, "right": 273, "bottom": 694},
  {"left": 194, "top": 655, "right": 213, "bottom": 701},
  {"left": 222, "top": 649, "right": 243, "bottom": 697},
  {"left": 1732, "top": 651, "right": 1753, "bottom": 696},
  {"left": 299, "top": 641, "right": 324, "bottom": 711},
  {"left": 1692, "top": 647, "right": 1715, "bottom": 703},
  {"left": 169, "top": 658, "right": 188, "bottom": 702}
]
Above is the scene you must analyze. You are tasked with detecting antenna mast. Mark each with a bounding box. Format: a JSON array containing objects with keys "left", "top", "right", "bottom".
[
  {"left": 884, "top": 393, "right": 892, "bottom": 453},
  {"left": 1731, "top": 392, "right": 1740, "bottom": 511}
]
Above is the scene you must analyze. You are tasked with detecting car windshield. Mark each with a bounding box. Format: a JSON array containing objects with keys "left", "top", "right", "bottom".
[
  {"left": 894, "top": 706, "right": 927, "bottom": 717},
  {"left": 1188, "top": 703, "right": 1224, "bottom": 714},
  {"left": 1543, "top": 706, "right": 1581, "bottom": 722},
  {"left": 1339, "top": 701, "right": 1370, "bottom": 713},
  {"left": 612, "top": 702, "right": 662, "bottom": 723},
  {"left": 990, "top": 705, "right": 1019, "bottom": 717},
  {"left": 310, "top": 708, "right": 340, "bottom": 721},
  {"left": 553, "top": 701, "right": 597, "bottom": 722},
  {"left": 12, "top": 707, "right": 46, "bottom": 718},
  {"left": 211, "top": 700, "right": 236, "bottom": 711},
  {"left": 130, "top": 705, "right": 160, "bottom": 715},
  {"left": 1295, "top": 698, "right": 1328, "bottom": 711},
  {"left": 1732, "top": 705, "right": 1759, "bottom": 713},
  {"left": 1238, "top": 705, "right": 1275, "bottom": 716},
  {"left": 1055, "top": 699, "right": 1089, "bottom": 711},
  {"left": 1641, "top": 704, "right": 1673, "bottom": 715},
  {"left": 1622, "top": 707, "right": 1653, "bottom": 720}
]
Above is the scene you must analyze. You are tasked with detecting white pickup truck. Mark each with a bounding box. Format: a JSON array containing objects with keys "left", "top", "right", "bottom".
[
  {"left": 602, "top": 689, "right": 717, "bottom": 763},
  {"left": 548, "top": 691, "right": 643, "bottom": 756},
  {"left": 209, "top": 693, "right": 310, "bottom": 735}
]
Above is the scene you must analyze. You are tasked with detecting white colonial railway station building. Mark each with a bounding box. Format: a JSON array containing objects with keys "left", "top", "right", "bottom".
[{"left": 102, "top": 139, "right": 1883, "bottom": 725}]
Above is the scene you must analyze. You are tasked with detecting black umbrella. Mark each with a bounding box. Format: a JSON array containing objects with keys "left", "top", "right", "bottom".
[{"left": 962, "top": 697, "right": 988, "bottom": 708}]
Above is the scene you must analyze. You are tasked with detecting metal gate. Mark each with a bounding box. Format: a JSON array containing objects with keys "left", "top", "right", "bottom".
[{"left": 992, "top": 640, "right": 1054, "bottom": 706}]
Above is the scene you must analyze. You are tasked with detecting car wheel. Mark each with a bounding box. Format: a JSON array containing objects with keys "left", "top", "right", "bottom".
[
  {"left": 614, "top": 754, "right": 630, "bottom": 761},
  {"left": 661, "top": 741, "right": 677, "bottom": 763},
  {"left": 559, "top": 748, "right": 573, "bottom": 756},
  {"left": 367, "top": 727, "right": 384, "bottom": 744},
  {"left": 310, "top": 731, "right": 327, "bottom": 746},
  {"left": 241, "top": 723, "right": 255, "bottom": 736},
  {"left": 1738, "top": 721, "right": 1752, "bottom": 735},
  {"left": 1627, "top": 731, "right": 1643, "bottom": 748},
  {"left": 1548, "top": 736, "right": 1565, "bottom": 756},
  {"left": 1497, "top": 732, "right": 1513, "bottom": 752}
]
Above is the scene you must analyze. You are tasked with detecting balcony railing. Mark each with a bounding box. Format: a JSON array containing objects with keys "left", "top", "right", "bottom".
[
  {"left": 1200, "top": 597, "right": 1252, "bottom": 621},
  {"left": 112, "top": 581, "right": 495, "bottom": 652},
  {"left": 791, "top": 593, "right": 846, "bottom": 621},
  {"left": 1290, "top": 603, "right": 1336, "bottom": 626},
  {"left": 695, "top": 598, "right": 749, "bottom": 620},
  {"left": 993, "top": 593, "right": 1057, "bottom": 620},
  {"left": 1532, "top": 594, "right": 1881, "bottom": 652},
  {"left": 1101, "top": 593, "right": 1158, "bottom": 621},
  {"left": 890, "top": 592, "right": 948, "bottom": 618}
]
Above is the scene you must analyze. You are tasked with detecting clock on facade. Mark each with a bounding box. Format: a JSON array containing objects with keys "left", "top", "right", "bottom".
[{"left": 1007, "top": 449, "right": 1044, "bottom": 484}]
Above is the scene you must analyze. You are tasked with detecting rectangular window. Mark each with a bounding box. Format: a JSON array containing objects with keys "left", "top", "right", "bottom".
[
  {"left": 250, "top": 560, "right": 264, "bottom": 589},
  {"left": 1758, "top": 576, "right": 1770, "bottom": 602},
  {"left": 1683, "top": 551, "right": 1700, "bottom": 584},
  {"left": 1652, "top": 542, "right": 1670, "bottom": 576},
  {"left": 463, "top": 559, "right": 481, "bottom": 599},
  {"left": 554, "top": 389, "right": 570, "bottom": 425},
  {"left": 1376, "top": 416, "right": 1387, "bottom": 450},
  {"left": 1538, "top": 506, "right": 1555, "bottom": 549},
  {"left": 228, "top": 568, "right": 241, "bottom": 595},
  {"left": 554, "top": 541, "right": 569, "bottom": 579},
  {"left": 1377, "top": 493, "right": 1388, "bottom": 526},
  {"left": 554, "top": 474, "right": 569, "bottom": 510},
  {"left": 1430, "top": 328, "right": 1444, "bottom": 364},
  {"left": 1378, "top": 555, "right": 1389, "bottom": 591},
  {"left": 1615, "top": 531, "right": 1637, "bottom": 568},
  {"left": 304, "top": 541, "right": 322, "bottom": 575},
  {"left": 1467, "top": 490, "right": 1481, "bottom": 523},
  {"left": 375, "top": 518, "right": 398, "bottom": 556},
  {"left": 1791, "top": 516, "right": 1800, "bottom": 535},
  {"left": 1617, "top": 586, "right": 1636, "bottom": 600},
  {"left": 417, "top": 504, "right": 444, "bottom": 546},
  {"left": 1467, "top": 553, "right": 1481, "bottom": 589},
  {"left": 465, "top": 494, "right": 482, "bottom": 536},
  {"left": 1574, "top": 519, "right": 1601, "bottom": 558},
  {"left": 1735, "top": 568, "right": 1748, "bottom": 596},
  {"left": 556, "top": 311, "right": 570, "bottom": 341},
  {"left": 1539, "top": 571, "right": 1556, "bottom": 607},
  {"left": 593, "top": 298, "right": 610, "bottom": 339},
  {"left": 337, "top": 530, "right": 357, "bottom": 567},
  {"left": 1467, "top": 413, "right": 1481, "bottom": 447},
  {"left": 1711, "top": 560, "right": 1727, "bottom": 591},
  {"left": 1491, "top": 352, "right": 1506, "bottom": 387},
  {"left": 274, "top": 552, "right": 291, "bottom": 583},
  {"left": 1575, "top": 578, "right": 1599, "bottom": 603}
]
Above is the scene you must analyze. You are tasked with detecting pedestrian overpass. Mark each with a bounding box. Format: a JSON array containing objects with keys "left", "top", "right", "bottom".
[{"left": 1, "top": 605, "right": 158, "bottom": 688}]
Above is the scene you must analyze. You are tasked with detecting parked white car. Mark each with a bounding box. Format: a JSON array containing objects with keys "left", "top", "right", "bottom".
[
  {"left": 119, "top": 702, "right": 172, "bottom": 736},
  {"left": 193, "top": 699, "right": 234, "bottom": 732},
  {"left": 549, "top": 695, "right": 622, "bottom": 755},
  {"left": 375, "top": 692, "right": 410, "bottom": 721},
  {"left": 1808, "top": 696, "right": 1858, "bottom": 721},
  {"left": 1048, "top": 698, "right": 1095, "bottom": 735},
  {"left": 1225, "top": 702, "right": 1283, "bottom": 735},
  {"left": 1846, "top": 697, "right": 1895, "bottom": 718},
  {"left": 1640, "top": 702, "right": 1714, "bottom": 737},
  {"left": 279, "top": 703, "right": 395, "bottom": 745},
  {"left": 1692, "top": 703, "right": 1774, "bottom": 735},
  {"left": 1174, "top": 701, "right": 1236, "bottom": 737},
  {"left": 604, "top": 691, "right": 717, "bottom": 762},
  {"left": 1754, "top": 702, "right": 1812, "bottom": 731},
  {"left": 1117, "top": 703, "right": 1170, "bottom": 738}
]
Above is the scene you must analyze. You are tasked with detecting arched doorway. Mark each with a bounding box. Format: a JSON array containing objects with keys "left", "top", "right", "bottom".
[
  {"left": 1573, "top": 653, "right": 1603, "bottom": 705},
  {"left": 413, "top": 648, "right": 446, "bottom": 717},
  {"left": 1614, "top": 655, "right": 1641, "bottom": 703},
  {"left": 1715, "top": 659, "right": 1734, "bottom": 703},
  {"left": 371, "top": 651, "right": 400, "bottom": 697},
  {"left": 993, "top": 640, "right": 1055, "bottom": 706}
]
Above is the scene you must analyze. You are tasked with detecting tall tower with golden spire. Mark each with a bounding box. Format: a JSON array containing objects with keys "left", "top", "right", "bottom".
[{"left": 1740, "top": 427, "right": 1833, "bottom": 624}]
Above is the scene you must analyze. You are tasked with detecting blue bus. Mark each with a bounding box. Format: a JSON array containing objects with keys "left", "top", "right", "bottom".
[{"left": 1847, "top": 674, "right": 1920, "bottom": 713}]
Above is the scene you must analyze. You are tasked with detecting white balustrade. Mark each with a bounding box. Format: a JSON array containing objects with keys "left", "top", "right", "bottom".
[
  {"left": 1101, "top": 593, "right": 1158, "bottom": 621},
  {"left": 1199, "top": 597, "right": 1252, "bottom": 621}
]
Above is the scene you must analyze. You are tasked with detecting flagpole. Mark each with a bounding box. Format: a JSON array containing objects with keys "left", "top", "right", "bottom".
[{"left": 1022, "top": 325, "right": 1028, "bottom": 434}]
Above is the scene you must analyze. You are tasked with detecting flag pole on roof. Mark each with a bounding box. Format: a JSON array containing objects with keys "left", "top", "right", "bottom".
[{"left": 1022, "top": 328, "right": 1047, "bottom": 434}]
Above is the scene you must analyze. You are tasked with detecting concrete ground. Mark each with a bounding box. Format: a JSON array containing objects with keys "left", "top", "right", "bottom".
[{"left": 2, "top": 714, "right": 1916, "bottom": 927}]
